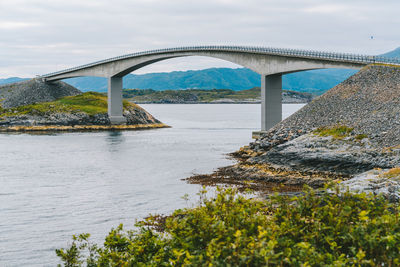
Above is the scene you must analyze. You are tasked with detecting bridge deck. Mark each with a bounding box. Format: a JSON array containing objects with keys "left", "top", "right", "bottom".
[{"left": 41, "top": 46, "right": 400, "bottom": 79}]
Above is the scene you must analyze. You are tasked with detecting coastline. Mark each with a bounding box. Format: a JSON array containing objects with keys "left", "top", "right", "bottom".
[
  {"left": 185, "top": 65, "right": 400, "bottom": 196},
  {"left": 132, "top": 100, "right": 309, "bottom": 104},
  {"left": 0, "top": 123, "right": 169, "bottom": 132}
]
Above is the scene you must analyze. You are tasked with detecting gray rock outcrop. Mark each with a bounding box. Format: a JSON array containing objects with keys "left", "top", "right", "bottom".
[
  {"left": 250, "top": 133, "right": 400, "bottom": 176},
  {"left": 0, "top": 104, "right": 160, "bottom": 127},
  {"left": 339, "top": 169, "right": 400, "bottom": 202}
]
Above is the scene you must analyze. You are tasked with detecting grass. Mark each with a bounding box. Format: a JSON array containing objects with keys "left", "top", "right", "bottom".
[
  {"left": 355, "top": 134, "right": 368, "bottom": 140},
  {"left": 380, "top": 167, "right": 400, "bottom": 180},
  {"left": 371, "top": 63, "right": 400, "bottom": 69},
  {"left": 0, "top": 92, "right": 138, "bottom": 117},
  {"left": 313, "top": 125, "right": 354, "bottom": 139}
]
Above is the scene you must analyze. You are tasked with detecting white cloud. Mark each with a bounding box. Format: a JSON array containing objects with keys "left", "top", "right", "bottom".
[
  {"left": 303, "top": 4, "right": 346, "bottom": 14},
  {"left": 0, "top": 21, "right": 41, "bottom": 29},
  {"left": 0, "top": 0, "right": 399, "bottom": 77}
]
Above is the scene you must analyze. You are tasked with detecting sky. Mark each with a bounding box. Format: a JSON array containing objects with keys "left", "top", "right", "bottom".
[{"left": 0, "top": 0, "right": 399, "bottom": 78}]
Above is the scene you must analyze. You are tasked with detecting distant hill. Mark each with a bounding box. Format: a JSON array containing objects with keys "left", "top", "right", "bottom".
[
  {"left": 64, "top": 68, "right": 261, "bottom": 92},
  {"left": 2, "top": 47, "right": 399, "bottom": 94},
  {"left": 0, "top": 69, "right": 360, "bottom": 96},
  {"left": 123, "top": 87, "right": 314, "bottom": 104},
  {"left": 63, "top": 68, "right": 356, "bottom": 95},
  {"left": 0, "top": 77, "right": 29, "bottom": 85},
  {"left": 381, "top": 47, "right": 400, "bottom": 59}
]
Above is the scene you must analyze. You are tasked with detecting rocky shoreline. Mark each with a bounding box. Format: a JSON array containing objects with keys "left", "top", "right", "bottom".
[
  {"left": 0, "top": 104, "right": 162, "bottom": 127},
  {"left": 0, "top": 123, "right": 169, "bottom": 132},
  {"left": 186, "top": 65, "right": 400, "bottom": 198},
  {"left": 132, "top": 100, "right": 307, "bottom": 104},
  {"left": 0, "top": 79, "right": 166, "bottom": 132}
]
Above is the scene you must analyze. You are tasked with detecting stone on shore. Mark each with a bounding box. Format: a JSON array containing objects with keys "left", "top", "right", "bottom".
[{"left": 339, "top": 168, "right": 400, "bottom": 202}]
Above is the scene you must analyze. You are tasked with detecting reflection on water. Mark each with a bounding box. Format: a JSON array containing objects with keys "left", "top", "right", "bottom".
[
  {"left": 106, "top": 131, "right": 125, "bottom": 151},
  {"left": 0, "top": 104, "right": 304, "bottom": 266}
]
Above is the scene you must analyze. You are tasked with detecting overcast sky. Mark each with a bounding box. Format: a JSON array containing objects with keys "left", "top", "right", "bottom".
[{"left": 0, "top": 0, "right": 399, "bottom": 78}]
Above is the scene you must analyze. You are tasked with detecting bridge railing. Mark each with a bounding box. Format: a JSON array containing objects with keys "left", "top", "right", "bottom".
[{"left": 41, "top": 45, "right": 400, "bottom": 78}]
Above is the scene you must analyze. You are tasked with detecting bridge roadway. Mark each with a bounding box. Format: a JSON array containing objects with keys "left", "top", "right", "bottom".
[{"left": 40, "top": 46, "right": 400, "bottom": 131}]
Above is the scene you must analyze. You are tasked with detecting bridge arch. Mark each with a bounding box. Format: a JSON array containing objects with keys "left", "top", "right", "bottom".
[
  {"left": 44, "top": 48, "right": 365, "bottom": 80},
  {"left": 100, "top": 51, "right": 363, "bottom": 129},
  {"left": 41, "top": 46, "right": 398, "bottom": 130}
]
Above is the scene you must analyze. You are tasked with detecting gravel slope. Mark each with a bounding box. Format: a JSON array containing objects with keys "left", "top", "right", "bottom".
[
  {"left": 187, "top": 65, "right": 400, "bottom": 190},
  {"left": 0, "top": 79, "right": 81, "bottom": 108},
  {"left": 259, "top": 65, "right": 400, "bottom": 148}
]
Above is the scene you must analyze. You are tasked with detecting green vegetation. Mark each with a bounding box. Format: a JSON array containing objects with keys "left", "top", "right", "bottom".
[
  {"left": 0, "top": 92, "right": 135, "bottom": 117},
  {"left": 123, "top": 88, "right": 261, "bottom": 102},
  {"left": 380, "top": 167, "right": 400, "bottom": 180},
  {"left": 371, "top": 63, "right": 400, "bottom": 69},
  {"left": 57, "top": 186, "right": 400, "bottom": 266},
  {"left": 314, "top": 126, "right": 369, "bottom": 141},
  {"left": 313, "top": 125, "right": 354, "bottom": 139},
  {"left": 355, "top": 134, "right": 368, "bottom": 141}
]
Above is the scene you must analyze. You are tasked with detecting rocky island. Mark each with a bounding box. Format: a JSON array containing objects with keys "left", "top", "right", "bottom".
[
  {"left": 187, "top": 64, "right": 400, "bottom": 199},
  {"left": 0, "top": 79, "right": 167, "bottom": 131}
]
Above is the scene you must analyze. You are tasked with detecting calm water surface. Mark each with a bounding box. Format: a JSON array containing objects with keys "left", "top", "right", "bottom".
[{"left": 0, "top": 104, "right": 304, "bottom": 266}]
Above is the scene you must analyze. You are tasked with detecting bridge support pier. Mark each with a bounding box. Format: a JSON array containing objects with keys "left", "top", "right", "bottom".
[
  {"left": 108, "top": 76, "right": 126, "bottom": 124},
  {"left": 261, "top": 74, "right": 282, "bottom": 131}
]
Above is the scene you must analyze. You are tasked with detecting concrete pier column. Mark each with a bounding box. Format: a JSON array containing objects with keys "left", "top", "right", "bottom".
[
  {"left": 108, "top": 76, "right": 126, "bottom": 124},
  {"left": 261, "top": 74, "right": 282, "bottom": 131}
]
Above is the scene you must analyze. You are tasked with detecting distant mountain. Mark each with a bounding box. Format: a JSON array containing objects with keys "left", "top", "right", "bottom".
[
  {"left": 0, "top": 69, "right": 361, "bottom": 96},
  {"left": 0, "top": 77, "right": 29, "bottom": 85},
  {"left": 381, "top": 47, "right": 400, "bottom": 59},
  {"left": 3, "top": 47, "right": 399, "bottom": 94},
  {"left": 64, "top": 68, "right": 261, "bottom": 92},
  {"left": 63, "top": 68, "right": 356, "bottom": 95}
]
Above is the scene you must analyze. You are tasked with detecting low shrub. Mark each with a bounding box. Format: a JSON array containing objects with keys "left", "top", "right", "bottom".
[
  {"left": 313, "top": 125, "right": 354, "bottom": 139},
  {"left": 57, "top": 186, "right": 400, "bottom": 266},
  {"left": 355, "top": 134, "right": 368, "bottom": 141}
]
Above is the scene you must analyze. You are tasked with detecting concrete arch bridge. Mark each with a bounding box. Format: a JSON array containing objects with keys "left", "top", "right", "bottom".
[{"left": 40, "top": 46, "right": 400, "bottom": 131}]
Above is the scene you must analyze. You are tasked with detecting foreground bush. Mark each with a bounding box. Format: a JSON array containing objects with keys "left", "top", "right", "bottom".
[{"left": 57, "top": 186, "right": 400, "bottom": 266}]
